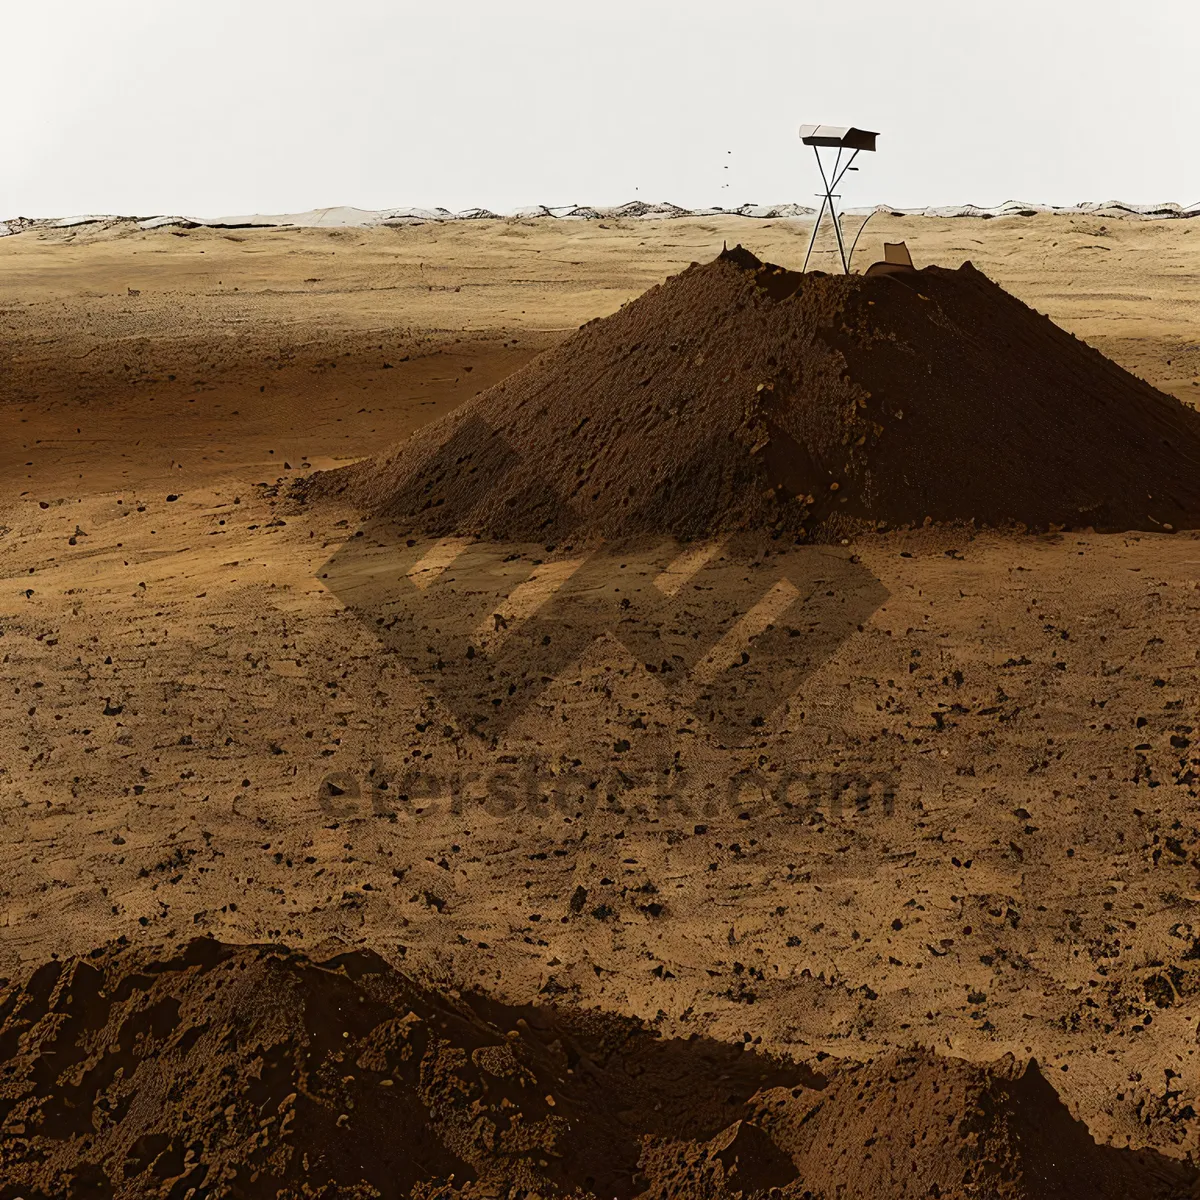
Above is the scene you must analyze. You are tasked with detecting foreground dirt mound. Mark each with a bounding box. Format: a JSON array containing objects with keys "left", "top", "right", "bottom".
[
  {"left": 0, "top": 941, "right": 1195, "bottom": 1199},
  {"left": 303, "top": 247, "right": 1200, "bottom": 540},
  {"left": 747, "top": 1051, "right": 1199, "bottom": 1200}
]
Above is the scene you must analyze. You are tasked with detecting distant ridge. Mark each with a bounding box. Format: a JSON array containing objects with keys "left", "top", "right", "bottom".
[{"left": 3, "top": 198, "right": 1199, "bottom": 236}]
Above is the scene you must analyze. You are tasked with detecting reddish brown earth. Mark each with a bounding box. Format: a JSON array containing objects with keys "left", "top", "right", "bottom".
[
  {"left": 306, "top": 247, "right": 1200, "bottom": 541},
  {"left": 1, "top": 938, "right": 1195, "bottom": 1199},
  {"left": 5, "top": 218, "right": 1200, "bottom": 1199}
]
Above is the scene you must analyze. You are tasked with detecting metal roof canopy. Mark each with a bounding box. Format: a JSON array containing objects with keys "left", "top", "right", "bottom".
[
  {"left": 799, "top": 123, "right": 880, "bottom": 273},
  {"left": 799, "top": 125, "right": 878, "bottom": 153}
]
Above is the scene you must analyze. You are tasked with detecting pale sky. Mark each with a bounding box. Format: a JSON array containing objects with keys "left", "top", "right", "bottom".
[{"left": 4, "top": 0, "right": 1198, "bottom": 218}]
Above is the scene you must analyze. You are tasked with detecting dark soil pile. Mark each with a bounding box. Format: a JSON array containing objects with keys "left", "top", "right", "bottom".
[
  {"left": 746, "top": 1051, "right": 1200, "bottom": 1200},
  {"left": 0, "top": 939, "right": 1194, "bottom": 1199},
  {"left": 301, "top": 246, "right": 1200, "bottom": 540}
]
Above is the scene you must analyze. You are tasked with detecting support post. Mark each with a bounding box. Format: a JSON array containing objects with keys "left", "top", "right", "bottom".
[{"left": 801, "top": 142, "right": 862, "bottom": 274}]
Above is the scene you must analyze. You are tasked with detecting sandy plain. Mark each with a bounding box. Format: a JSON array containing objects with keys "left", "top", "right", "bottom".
[{"left": 2, "top": 211, "right": 1200, "bottom": 1169}]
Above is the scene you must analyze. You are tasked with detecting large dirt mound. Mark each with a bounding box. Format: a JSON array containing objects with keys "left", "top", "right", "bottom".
[
  {"left": 0, "top": 940, "right": 1194, "bottom": 1199},
  {"left": 303, "top": 246, "right": 1200, "bottom": 540}
]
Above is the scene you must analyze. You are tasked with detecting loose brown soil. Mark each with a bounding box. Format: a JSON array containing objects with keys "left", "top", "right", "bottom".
[
  {"left": 306, "top": 247, "right": 1200, "bottom": 541},
  {"left": 1, "top": 939, "right": 1194, "bottom": 1199}
]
